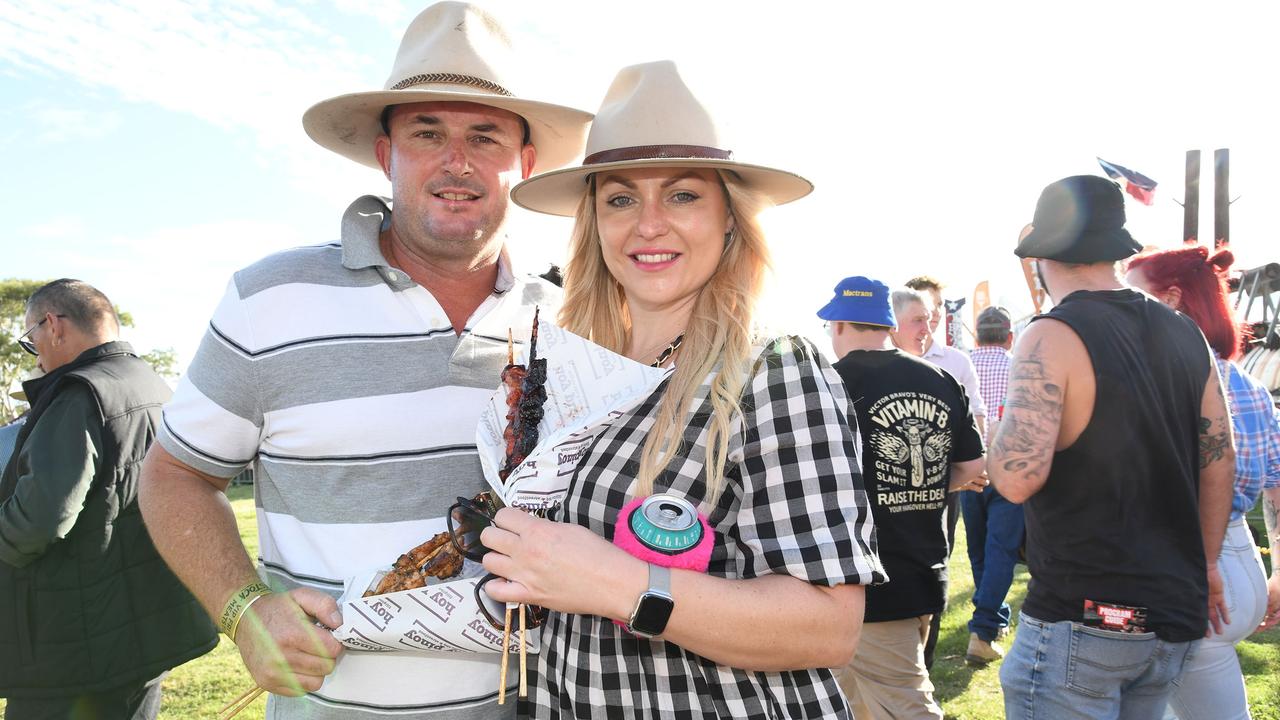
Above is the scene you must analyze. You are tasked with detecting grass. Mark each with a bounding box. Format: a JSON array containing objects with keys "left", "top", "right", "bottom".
[{"left": 3, "top": 485, "right": 1276, "bottom": 718}]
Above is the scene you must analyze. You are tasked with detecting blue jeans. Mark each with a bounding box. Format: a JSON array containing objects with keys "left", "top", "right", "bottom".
[
  {"left": 960, "top": 484, "right": 1024, "bottom": 641},
  {"left": 1166, "top": 517, "right": 1268, "bottom": 719},
  {"left": 1001, "top": 613, "right": 1199, "bottom": 720}
]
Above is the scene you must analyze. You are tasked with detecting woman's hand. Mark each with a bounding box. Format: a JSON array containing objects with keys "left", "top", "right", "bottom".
[
  {"left": 479, "top": 507, "right": 647, "bottom": 621},
  {"left": 1256, "top": 573, "right": 1280, "bottom": 634},
  {"left": 1205, "top": 563, "right": 1229, "bottom": 636}
]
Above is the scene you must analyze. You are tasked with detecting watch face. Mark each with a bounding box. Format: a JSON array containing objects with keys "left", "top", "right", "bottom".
[{"left": 631, "top": 593, "right": 675, "bottom": 636}]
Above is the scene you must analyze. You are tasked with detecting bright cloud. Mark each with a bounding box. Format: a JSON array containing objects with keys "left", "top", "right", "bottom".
[{"left": 51, "top": 217, "right": 315, "bottom": 364}]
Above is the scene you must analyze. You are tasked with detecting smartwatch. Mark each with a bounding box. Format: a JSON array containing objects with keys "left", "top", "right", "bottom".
[{"left": 627, "top": 563, "right": 674, "bottom": 638}]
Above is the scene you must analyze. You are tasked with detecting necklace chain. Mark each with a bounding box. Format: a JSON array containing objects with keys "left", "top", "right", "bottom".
[{"left": 650, "top": 334, "right": 685, "bottom": 367}]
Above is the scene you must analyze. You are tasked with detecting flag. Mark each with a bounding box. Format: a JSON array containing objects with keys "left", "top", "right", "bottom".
[
  {"left": 1097, "top": 157, "right": 1157, "bottom": 205},
  {"left": 944, "top": 298, "right": 967, "bottom": 348},
  {"left": 972, "top": 280, "right": 990, "bottom": 330}
]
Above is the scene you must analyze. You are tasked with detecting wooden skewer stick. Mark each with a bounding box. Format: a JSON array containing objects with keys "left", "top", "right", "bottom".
[
  {"left": 519, "top": 603, "right": 528, "bottom": 697},
  {"left": 507, "top": 329, "right": 514, "bottom": 365},
  {"left": 498, "top": 604, "right": 513, "bottom": 704},
  {"left": 218, "top": 685, "right": 264, "bottom": 720}
]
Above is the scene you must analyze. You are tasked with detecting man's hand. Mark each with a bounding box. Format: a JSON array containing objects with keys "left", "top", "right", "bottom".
[
  {"left": 1205, "top": 563, "right": 1229, "bottom": 637},
  {"left": 950, "top": 470, "right": 989, "bottom": 494},
  {"left": 235, "top": 588, "right": 345, "bottom": 695},
  {"left": 1256, "top": 574, "right": 1280, "bottom": 634},
  {"left": 948, "top": 458, "right": 987, "bottom": 494}
]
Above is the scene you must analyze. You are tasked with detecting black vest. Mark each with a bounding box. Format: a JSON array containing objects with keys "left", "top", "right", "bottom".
[
  {"left": 1021, "top": 290, "right": 1211, "bottom": 642},
  {"left": 0, "top": 342, "right": 217, "bottom": 697}
]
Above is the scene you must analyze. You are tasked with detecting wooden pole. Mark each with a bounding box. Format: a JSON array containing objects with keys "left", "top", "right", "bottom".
[
  {"left": 1214, "top": 148, "right": 1230, "bottom": 249},
  {"left": 1183, "top": 150, "right": 1200, "bottom": 245}
]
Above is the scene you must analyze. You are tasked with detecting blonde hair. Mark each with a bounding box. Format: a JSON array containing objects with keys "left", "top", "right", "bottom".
[{"left": 558, "top": 171, "right": 772, "bottom": 503}]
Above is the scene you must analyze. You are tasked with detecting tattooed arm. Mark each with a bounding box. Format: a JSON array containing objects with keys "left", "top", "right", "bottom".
[
  {"left": 1198, "top": 357, "right": 1235, "bottom": 635},
  {"left": 1266, "top": 488, "right": 1280, "bottom": 572},
  {"left": 1259, "top": 488, "right": 1280, "bottom": 633},
  {"left": 987, "top": 321, "right": 1068, "bottom": 504},
  {"left": 1256, "top": 400, "right": 1280, "bottom": 633}
]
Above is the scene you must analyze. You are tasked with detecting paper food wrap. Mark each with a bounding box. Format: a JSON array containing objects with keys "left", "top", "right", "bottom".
[
  {"left": 331, "top": 321, "right": 667, "bottom": 655},
  {"left": 332, "top": 563, "right": 536, "bottom": 654},
  {"left": 477, "top": 319, "right": 671, "bottom": 507}
]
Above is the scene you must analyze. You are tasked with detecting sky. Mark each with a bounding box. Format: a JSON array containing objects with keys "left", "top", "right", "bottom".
[{"left": 4, "top": 0, "right": 1279, "bottom": 370}]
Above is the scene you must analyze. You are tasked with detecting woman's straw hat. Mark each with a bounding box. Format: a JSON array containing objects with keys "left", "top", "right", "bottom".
[
  {"left": 511, "top": 61, "right": 813, "bottom": 216},
  {"left": 303, "top": 2, "right": 592, "bottom": 174}
]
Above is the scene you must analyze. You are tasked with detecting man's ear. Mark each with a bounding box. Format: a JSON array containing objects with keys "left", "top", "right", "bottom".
[
  {"left": 520, "top": 144, "right": 537, "bottom": 180},
  {"left": 1165, "top": 285, "right": 1184, "bottom": 310},
  {"left": 374, "top": 134, "right": 393, "bottom": 181},
  {"left": 47, "top": 312, "right": 67, "bottom": 345}
]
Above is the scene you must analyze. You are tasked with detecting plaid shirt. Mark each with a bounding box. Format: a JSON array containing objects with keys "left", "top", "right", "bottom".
[
  {"left": 525, "top": 336, "right": 886, "bottom": 719},
  {"left": 1217, "top": 357, "right": 1280, "bottom": 519},
  {"left": 969, "top": 345, "right": 1012, "bottom": 421}
]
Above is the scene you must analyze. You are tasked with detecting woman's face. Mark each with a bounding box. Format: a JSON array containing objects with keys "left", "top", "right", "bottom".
[{"left": 594, "top": 167, "right": 732, "bottom": 315}]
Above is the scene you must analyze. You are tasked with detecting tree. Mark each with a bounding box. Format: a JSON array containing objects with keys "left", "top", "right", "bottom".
[
  {"left": 140, "top": 348, "right": 179, "bottom": 379},
  {"left": 0, "top": 279, "right": 180, "bottom": 423},
  {"left": 1, "top": 279, "right": 46, "bottom": 423}
]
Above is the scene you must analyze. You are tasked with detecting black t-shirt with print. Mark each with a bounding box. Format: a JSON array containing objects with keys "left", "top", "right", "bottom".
[{"left": 833, "top": 348, "right": 984, "bottom": 623}]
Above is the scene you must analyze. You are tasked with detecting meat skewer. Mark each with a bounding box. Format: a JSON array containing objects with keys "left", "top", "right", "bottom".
[
  {"left": 519, "top": 603, "right": 528, "bottom": 697},
  {"left": 495, "top": 309, "right": 550, "bottom": 701},
  {"left": 498, "top": 605, "right": 513, "bottom": 704},
  {"left": 499, "top": 308, "right": 547, "bottom": 480},
  {"left": 364, "top": 530, "right": 465, "bottom": 597}
]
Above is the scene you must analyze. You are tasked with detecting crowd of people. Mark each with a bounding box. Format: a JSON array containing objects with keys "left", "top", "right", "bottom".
[{"left": 3, "top": 3, "right": 1279, "bottom": 719}]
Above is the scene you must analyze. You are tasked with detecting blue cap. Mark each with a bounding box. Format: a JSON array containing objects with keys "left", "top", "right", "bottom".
[{"left": 816, "top": 276, "right": 896, "bottom": 328}]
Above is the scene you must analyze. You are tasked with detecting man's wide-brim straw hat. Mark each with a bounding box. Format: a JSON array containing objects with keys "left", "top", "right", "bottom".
[
  {"left": 511, "top": 61, "right": 813, "bottom": 217},
  {"left": 302, "top": 1, "right": 592, "bottom": 174}
]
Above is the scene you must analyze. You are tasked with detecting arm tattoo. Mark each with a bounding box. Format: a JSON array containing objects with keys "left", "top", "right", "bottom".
[
  {"left": 990, "top": 339, "right": 1064, "bottom": 485},
  {"left": 1198, "top": 416, "right": 1230, "bottom": 469}
]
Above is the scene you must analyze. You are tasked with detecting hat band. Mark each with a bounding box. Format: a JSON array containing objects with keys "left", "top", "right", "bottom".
[
  {"left": 583, "top": 144, "right": 733, "bottom": 165},
  {"left": 389, "top": 72, "right": 513, "bottom": 97}
]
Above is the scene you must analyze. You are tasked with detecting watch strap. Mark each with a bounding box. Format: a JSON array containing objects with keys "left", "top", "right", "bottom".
[
  {"left": 648, "top": 563, "right": 671, "bottom": 596},
  {"left": 627, "top": 563, "right": 674, "bottom": 638}
]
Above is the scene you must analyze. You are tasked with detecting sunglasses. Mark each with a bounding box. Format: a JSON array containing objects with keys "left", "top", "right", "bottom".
[
  {"left": 474, "top": 574, "right": 548, "bottom": 631},
  {"left": 17, "top": 314, "right": 65, "bottom": 356},
  {"left": 446, "top": 493, "right": 499, "bottom": 560},
  {"left": 446, "top": 494, "right": 548, "bottom": 630}
]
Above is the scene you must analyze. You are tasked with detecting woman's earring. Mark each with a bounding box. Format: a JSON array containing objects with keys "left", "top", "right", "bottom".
[{"left": 724, "top": 230, "right": 734, "bottom": 247}]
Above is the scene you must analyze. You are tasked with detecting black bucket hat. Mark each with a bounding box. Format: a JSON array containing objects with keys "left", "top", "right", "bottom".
[{"left": 1015, "top": 175, "right": 1143, "bottom": 263}]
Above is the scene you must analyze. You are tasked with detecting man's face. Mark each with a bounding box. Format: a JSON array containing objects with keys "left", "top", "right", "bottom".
[
  {"left": 925, "top": 288, "right": 943, "bottom": 334},
  {"left": 22, "top": 309, "right": 62, "bottom": 372},
  {"left": 374, "top": 101, "right": 535, "bottom": 260},
  {"left": 890, "top": 300, "right": 931, "bottom": 356}
]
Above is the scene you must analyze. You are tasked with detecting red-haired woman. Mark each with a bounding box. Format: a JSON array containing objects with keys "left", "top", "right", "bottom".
[{"left": 1126, "top": 245, "right": 1280, "bottom": 720}]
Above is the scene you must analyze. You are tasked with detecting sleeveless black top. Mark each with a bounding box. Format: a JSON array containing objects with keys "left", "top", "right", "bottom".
[{"left": 1021, "top": 289, "right": 1211, "bottom": 641}]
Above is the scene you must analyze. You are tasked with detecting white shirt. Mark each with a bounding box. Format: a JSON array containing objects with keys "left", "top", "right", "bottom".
[{"left": 922, "top": 339, "right": 987, "bottom": 419}]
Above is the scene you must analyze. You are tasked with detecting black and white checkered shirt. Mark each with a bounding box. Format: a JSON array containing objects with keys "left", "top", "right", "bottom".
[{"left": 523, "top": 336, "right": 886, "bottom": 719}]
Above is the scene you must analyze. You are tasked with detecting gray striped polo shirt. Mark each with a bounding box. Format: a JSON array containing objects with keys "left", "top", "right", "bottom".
[{"left": 158, "top": 195, "right": 560, "bottom": 719}]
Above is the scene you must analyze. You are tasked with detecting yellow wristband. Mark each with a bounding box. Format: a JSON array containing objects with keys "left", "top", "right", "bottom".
[
  {"left": 219, "top": 581, "right": 273, "bottom": 640},
  {"left": 229, "top": 592, "right": 270, "bottom": 643}
]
